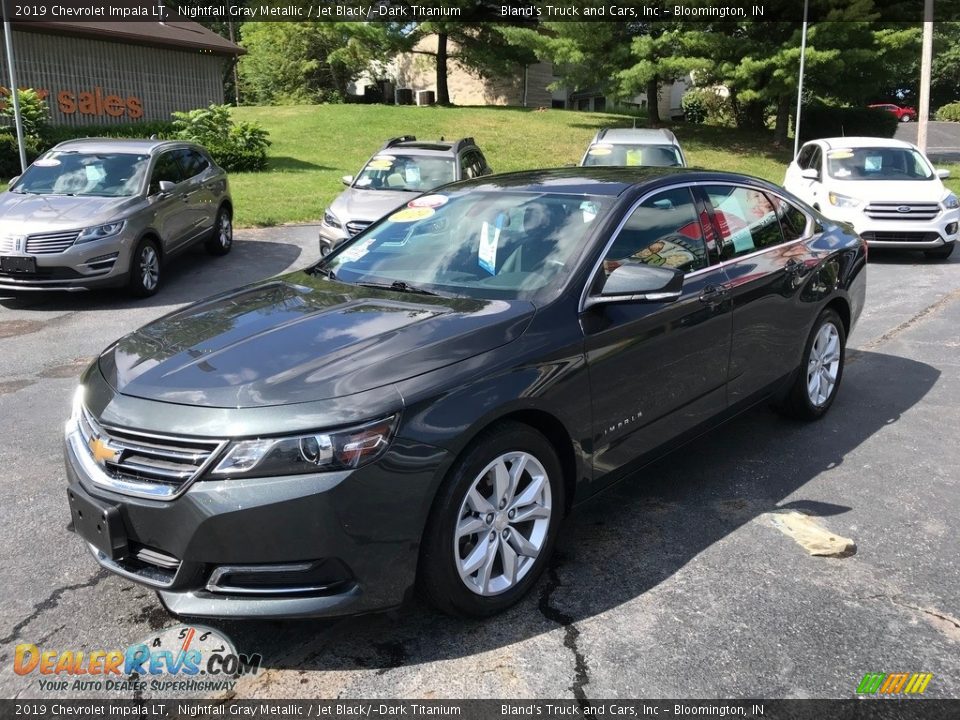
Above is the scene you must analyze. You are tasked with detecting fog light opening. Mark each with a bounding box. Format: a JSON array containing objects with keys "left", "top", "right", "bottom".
[{"left": 205, "top": 558, "right": 353, "bottom": 596}]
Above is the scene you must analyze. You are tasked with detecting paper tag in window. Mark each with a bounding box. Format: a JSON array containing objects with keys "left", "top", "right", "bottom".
[
  {"left": 729, "top": 228, "right": 754, "bottom": 254},
  {"left": 478, "top": 214, "right": 505, "bottom": 275},
  {"left": 389, "top": 206, "right": 434, "bottom": 223},
  {"left": 409, "top": 194, "right": 448, "bottom": 209},
  {"left": 338, "top": 237, "right": 376, "bottom": 262}
]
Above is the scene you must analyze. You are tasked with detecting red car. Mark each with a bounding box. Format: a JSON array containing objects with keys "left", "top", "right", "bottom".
[{"left": 868, "top": 103, "right": 916, "bottom": 122}]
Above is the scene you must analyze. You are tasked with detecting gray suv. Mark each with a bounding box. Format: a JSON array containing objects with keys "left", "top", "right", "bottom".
[
  {"left": 0, "top": 138, "right": 233, "bottom": 297},
  {"left": 319, "top": 136, "right": 491, "bottom": 255},
  {"left": 579, "top": 127, "right": 687, "bottom": 168}
]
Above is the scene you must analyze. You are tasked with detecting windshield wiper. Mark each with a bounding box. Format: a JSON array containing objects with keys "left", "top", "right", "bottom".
[{"left": 355, "top": 280, "right": 441, "bottom": 296}]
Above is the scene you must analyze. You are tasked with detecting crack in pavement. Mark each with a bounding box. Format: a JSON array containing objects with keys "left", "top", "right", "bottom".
[
  {"left": 0, "top": 569, "right": 109, "bottom": 663},
  {"left": 538, "top": 559, "right": 590, "bottom": 706},
  {"left": 858, "top": 594, "right": 960, "bottom": 641},
  {"left": 859, "top": 287, "right": 960, "bottom": 351}
]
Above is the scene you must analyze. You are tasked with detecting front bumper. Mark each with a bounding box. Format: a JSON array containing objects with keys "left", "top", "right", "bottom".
[
  {"left": 0, "top": 232, "right": 135, "bottom": 292},
  {"left": 826, "top": 206, "right": 960, "bottom": 250},
  {"left": 318, "top": 223, "right": 349, "bottom": 254},
  {"left": 65, "top": 417, "right": 451, "bottom": 619}
]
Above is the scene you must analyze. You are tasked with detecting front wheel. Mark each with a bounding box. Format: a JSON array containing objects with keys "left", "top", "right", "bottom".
[
  {"left": 901, "top": 115, "right": 914, "bottom": 122},
  {"left": 924, "top": 244, "right": 954, "bottom": 260},
  {"left": 419, "top": 422, "right": 563, "bottom": 617},
  {"left": 777, "top": 307, "right": 846, "bottom": 420},
  {"left": 205, "top": 206, "right": 233, "bottom": 256},
  {"left": 127, "top": 238, "right": 161, "bottom": 298}
]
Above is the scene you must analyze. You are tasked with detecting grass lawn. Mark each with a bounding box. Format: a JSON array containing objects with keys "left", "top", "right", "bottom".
[{"left": 229, "top": 104, "right": 960, "bottom": 227}]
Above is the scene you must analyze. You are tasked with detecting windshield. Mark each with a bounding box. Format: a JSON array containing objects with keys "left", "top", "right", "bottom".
[
  {"left": 826, "top": 147, "right": 934, "bottom": 181},
  {"left": 583, "top": 143, "right": 683, "bottom": 167},
  {"left": 316, "top": 190, "right": 613, "bottom": 300},
  {"left": 12, "top": 151, "right": 149, "bottom": 197},
  {"left": 353, "top": 153, "right": 457, "bottom": 192}
]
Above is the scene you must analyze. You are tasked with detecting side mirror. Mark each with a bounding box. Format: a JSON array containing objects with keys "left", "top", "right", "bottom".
[
  {"left": 341, "top": 175, "right": 354, "bottom": 187},
  {"left": 936, "top": 168, "right": 950, "bottom": 179},
  {"left": 8, "top": 175, "right": 20, "bottom": 187},
  {"left": 800, "top": 168, "right": 819, "bottom": 180},
  {"left": 156, "top": 180, "right": 176, "bottom": 195},
  {"left": 584, "top": 263, "right": 683, "bottom": 309}
]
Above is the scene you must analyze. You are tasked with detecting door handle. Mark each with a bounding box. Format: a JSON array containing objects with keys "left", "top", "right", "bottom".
[
  {"left": 180, "top": 194, "right": 190, "bottom": 203},
  {"left": 698, "top": 284, "right": 729, "bottom": 304},
  {"left": 784, "top": 258, "right": 804, "bottom": 275}
]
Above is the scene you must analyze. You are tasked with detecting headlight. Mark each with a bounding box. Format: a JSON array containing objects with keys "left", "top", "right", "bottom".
[
  {"left": 944, "top": 193, "right": 959, "bottom": 210},
  {"left": 828, "top": 192, "right": 861, "bottom": 209},
  {"left": 323, "top": 209, "right": 342, "bottom": 229},
  {"left": 209, "top": 415, "right": 398, "bottom": 478},
  {"left": 66, "top": 385, "right": 84, "bottom": 431},
  {"left": 76, "top": 221, "right": 125, "bottom": 244}
]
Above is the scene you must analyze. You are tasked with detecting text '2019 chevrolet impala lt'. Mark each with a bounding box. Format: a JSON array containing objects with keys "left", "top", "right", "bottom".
[{"left": 65, "top": 168, "right": 866, "bottom": 619}]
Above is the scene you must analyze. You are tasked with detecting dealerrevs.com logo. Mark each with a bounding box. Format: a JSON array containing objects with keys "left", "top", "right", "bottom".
[
  {"left": 13, "top": 624, "right": 261, "bottom": 694},
  {"left": 856, "top": 672, "right": 934, "bottom": 696}
]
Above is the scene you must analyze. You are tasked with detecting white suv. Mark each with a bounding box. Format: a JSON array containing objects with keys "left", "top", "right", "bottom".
[{"left": 784, "top": 137, "right": 958, "bottom": 259}]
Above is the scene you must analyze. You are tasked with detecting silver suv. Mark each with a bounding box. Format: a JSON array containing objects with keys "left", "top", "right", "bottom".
[
  {"left": 579, "top": 128, "right": 687, "bottom": 168},
  {"left": 0, "top": 138, "right": 233, "bottom": 297},
  {"left": 319, "top": 136, "right": 491, "bottom": 255}
]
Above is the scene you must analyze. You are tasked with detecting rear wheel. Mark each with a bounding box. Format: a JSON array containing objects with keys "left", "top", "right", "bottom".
[
  {"left": 901, "top": 114, "right": 914, "bottom": 122},
  {"left": 419, "top": 422, "right": 563, "bottom": 617},
  {"left": 204, "top": 206, "right": 233, "bottom": 256},
  {"left": 924, "top": 244, "right": 954, "bottom": 260},
  {"left": 777, "top": 308, "right": 846, "bottom": 420},
  {"left": 127, "top": 238, "right": 161, "bottom": 298}
]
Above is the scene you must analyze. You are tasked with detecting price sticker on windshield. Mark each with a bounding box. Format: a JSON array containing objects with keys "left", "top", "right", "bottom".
[
  {"left": 389, "top": 207, "right": 435, "bottom": 223},
  {"left": 409, "top": 194, "right": 449, "bottom": 209}
]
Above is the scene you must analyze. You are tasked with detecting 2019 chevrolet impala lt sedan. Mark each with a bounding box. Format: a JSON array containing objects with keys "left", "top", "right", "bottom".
[{"left": 65, "top": 168, "right": 866, "bottom": 619}]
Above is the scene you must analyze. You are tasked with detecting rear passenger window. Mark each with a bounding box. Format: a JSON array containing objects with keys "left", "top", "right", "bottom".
[
  {"left": 175, "top": 149, "right": 209, "bottom": 179},
  {"left": 704, "top": 186, "right": 784, "bottom": 260},
  {"left": 602, "top": 187, "right": 709, "bottom": 275},
  {"left": 774, "top": 197, "right": 809, "bottom": 242}
]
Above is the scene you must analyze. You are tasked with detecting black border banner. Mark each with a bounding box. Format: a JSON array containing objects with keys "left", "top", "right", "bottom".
[
  {"left": 2, "top": 700, "right": 960, "bottom": 719},
  {"left": 1, "top": 0, "right": 956, "bottom": 24}
]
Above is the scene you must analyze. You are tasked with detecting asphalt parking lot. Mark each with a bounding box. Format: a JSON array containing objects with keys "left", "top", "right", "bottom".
[{"left": 0, "top": 230, "right": 958, "bottom": 700}]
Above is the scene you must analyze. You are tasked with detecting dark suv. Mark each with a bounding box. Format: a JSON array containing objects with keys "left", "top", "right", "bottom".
[{"left": 318, "top": 136, "right": 491, "bottom": 255}]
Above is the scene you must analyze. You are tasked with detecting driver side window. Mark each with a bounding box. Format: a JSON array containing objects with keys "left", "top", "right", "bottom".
[
  {"left": 602, "top": 187, "right": 709, "bottom": 277},
  {"left": 149, "top": 152, "right": 183, "bottom": 195}
]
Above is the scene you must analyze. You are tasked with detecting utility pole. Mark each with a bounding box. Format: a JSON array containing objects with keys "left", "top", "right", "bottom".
[
  {"left": 793, "top": 0, "right": 810, "bottom": 158},
  {"left": 2, "top": 7, "right": 27, "bottom": 173},
  {"left": 917, "top": 0, "right": 933, "bottom": 152}
]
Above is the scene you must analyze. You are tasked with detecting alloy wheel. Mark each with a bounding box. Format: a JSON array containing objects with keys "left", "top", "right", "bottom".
[
  {"left": 454, "top": 451, "right": 552, "bottom": 596},
  {"left": 139, "top": 245, "right": 159, "bottom": 291},
  {"left": 807, "top": 322, "right": 841, "bottom": 406},
  {"left": 219, "top": 213, "right": 233, "bottom": 249}
]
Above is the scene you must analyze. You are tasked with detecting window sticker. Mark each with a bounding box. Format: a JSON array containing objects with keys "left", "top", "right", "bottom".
[
  {"left": 409, "top": 194, "right": 449, "bottom": 209},
  {"left": 338, "top": 236, "right": 376, "bottom": 263},
  {"left": 580, "top": 200, "right": 599, "bottom": 223},
  {"left": 729, "top": 227, "right": 755, "bottom": 254},
  {"left": 625, "top": 148, "right": 643, "bottom": 166},
  {"left": 404, "top": 166, "right": 421, "bottom": 184},
  {"left": 864, "top": 155, "right": 882, "bottom": 172},
  {"left": 367, "top": 156, "right": 395, "bottom": 170},
  {"left": 33, "top": 158, "right": 61, "bottom": 167},
  {"left": 389, "top": 206, "right": 435, "bottom": 223},
  {"left": 354, "top": 177, "right": 373, "bottom": 187},
  {"left": 827, "top": 149, "right": 854, "bottom": 159},
  {"left": 478, "top": 213, "right": 505, "bottom": 275},
  {"left": 587, "top": 144, "right": 613, "bottom": 156},
  {"left": 85, "top": 165, "right": 106, "bottom": 185}
]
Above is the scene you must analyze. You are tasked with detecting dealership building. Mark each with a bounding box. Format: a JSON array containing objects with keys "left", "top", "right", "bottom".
[{"left": 0, "top": 21, "right": 242, "bottom": 125}]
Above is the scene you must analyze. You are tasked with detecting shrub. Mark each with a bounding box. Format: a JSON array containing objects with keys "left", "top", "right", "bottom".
[
  {"left": 0, "top": 133, "right": 42, "bottom": 178},
  {"left": 681, "top": 90, "right": 707, "bottom": 124},
  {"left": 682, "top": 87, "right": 734, "bottom": 126},
  {"left": 0, "top": 88, "right": 49, "bottom": 139},
  {"left": 172, "top": 104, "right": 270, "bottom": 172},
  {"left": 799, "top": 103, "right": 899, "bottom": 142},
  {"left": 935, "top": 102, "right": 960, "bottom": 122}
]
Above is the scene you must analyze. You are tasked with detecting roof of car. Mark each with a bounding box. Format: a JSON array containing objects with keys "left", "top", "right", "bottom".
[
  {"left": 812, "top": 136, "right": 916, "bottom": 150},
  {"left": 446, "top": 166, "right": 771, "bottom": 197},
  {"left": 50, "top": 138, "right": 200, "bottom": 154},
  {"left": 591, "top": 128, "right": 680, "bottom": 146}
]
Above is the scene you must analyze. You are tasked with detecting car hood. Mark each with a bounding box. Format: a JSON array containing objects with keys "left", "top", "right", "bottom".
[
  {"left": 330, "top": 187, "right": 419, "bottom": 224},
  {"left": 98, "top": 273, "right": 535, "bottom": 408},
  {"left": 0, "top": 192, "right": 137, "bottom": 232},
  {"left": 828, "top": 178, "right": 947, "bottom": 203}
]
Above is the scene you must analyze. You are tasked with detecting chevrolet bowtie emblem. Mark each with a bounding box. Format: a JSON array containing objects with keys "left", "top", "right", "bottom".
[{"left": 88, "top": 437, "right": 119, "bottom": 465}]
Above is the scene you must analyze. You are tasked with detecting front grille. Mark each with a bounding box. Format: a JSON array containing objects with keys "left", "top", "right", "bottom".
[
  {"left": 864, "top": 202, "right": 940, "bottom": 221},
  {"left": 78, "top": 406, "right": 226, "bottom": 497},
  {"left": 346, "top": 220, "right": 371, "bottom": 236},
  {"left": 0, "top": 231, "right": 80, "bottom": 254},
  {"left": 0, "top": 237, "right": 16, "bottom": 253},
  {"left": 861, "top": 231, "right": 941, "bottom": 243}
]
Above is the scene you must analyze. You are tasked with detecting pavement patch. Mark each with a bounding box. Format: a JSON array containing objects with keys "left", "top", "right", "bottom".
[
  {"left": 0, "top": 319, "right": 44, "bottom": 339},
  {"left": 0, "top": 379, "right": 35, "bottom": 396},
  {"left": 768, "top": 510, "right": 857, "bottom": 558},
  {"left": 38, "top": 357, "right": 93, "bottom": 379}
]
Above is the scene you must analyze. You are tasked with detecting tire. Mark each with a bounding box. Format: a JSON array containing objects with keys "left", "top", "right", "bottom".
[
  {"left": 419, "top": 422, "right": 564, "bottom": 617},
  {"left": 901, "top": 115, "right": 913, "bottom": 122},
  {"left": 127, "top": 238, "right": 161, "bottom": 298},
  {"left": 204, "top": 205, "right": 233, "bottom": 256},
  {"left": 777, "top": 307, "right": 846, "bottom": 421},
  {"left": 924, "top": 244, "right": 954, "bottom": 260}
]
